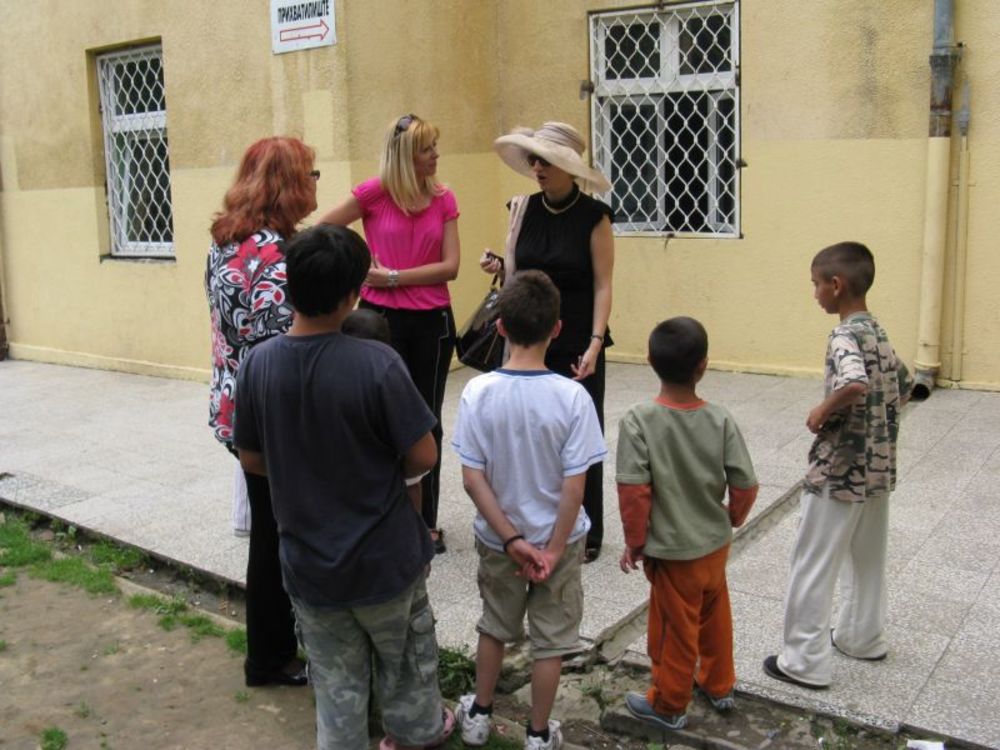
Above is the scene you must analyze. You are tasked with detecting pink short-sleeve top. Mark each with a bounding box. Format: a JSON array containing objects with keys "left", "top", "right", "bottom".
[{"left": 353, "top": 177, "right": 460, "bottom": 310}]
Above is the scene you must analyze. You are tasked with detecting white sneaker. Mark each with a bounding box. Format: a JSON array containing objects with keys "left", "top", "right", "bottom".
[
  {"left": 523, "top": 720, "right": 563, "bottom": 750},
  {"left": 456, "top": 694, "right": 491, "bottom": 747}
]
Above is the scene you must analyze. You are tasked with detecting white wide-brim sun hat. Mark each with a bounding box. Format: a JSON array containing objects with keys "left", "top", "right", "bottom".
[{"left": 494, "top": 122, "right": 612, "bottom": 195}]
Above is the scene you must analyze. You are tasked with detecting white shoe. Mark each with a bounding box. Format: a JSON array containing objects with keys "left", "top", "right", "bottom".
[
  {"left": 523, "top": 720, "right": 563, "bottom": 750},
  {"left": 456, "top": 694, "right": 491, "bottom": 747}
]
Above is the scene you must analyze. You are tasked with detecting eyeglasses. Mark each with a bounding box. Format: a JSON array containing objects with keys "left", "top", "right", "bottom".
[
  {"left": 394, "top": 113, "right": 417, "bottom": 136},
  {"left": 309, "top": 170, "right": 321, "bottom": 181},
  {"left": 527, "top": 154, "right": 551, "bottom": 168}
]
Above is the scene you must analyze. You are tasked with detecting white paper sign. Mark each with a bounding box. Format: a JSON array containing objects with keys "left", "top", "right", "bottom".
[{"left": 271, "top": 0, "right": 336, "bottom": 55}]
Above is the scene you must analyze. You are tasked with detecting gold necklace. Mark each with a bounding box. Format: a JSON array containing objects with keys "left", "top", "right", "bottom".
[{"left": 541, "top": 189, "right": 581, "bottom": 215}]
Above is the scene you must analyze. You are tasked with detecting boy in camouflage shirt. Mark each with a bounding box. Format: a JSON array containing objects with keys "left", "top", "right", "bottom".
[{"left": 764, "top": 242, "right": 912, "bottom": 689}]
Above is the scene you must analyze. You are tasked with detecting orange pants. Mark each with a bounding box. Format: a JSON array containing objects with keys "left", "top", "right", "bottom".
[{"left": 644, "top": 544, "right": 734, "bottom": 714}]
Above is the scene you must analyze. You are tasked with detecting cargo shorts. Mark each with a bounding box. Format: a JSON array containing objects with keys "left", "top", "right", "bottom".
[
  {"left": 475, "top": 537, "right": 585, "bottom": 659},
  {"left": 291, "top": 574, "right": 445, "bottom": 750}
]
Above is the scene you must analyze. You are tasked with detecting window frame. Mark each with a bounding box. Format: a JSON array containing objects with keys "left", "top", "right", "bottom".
[
  {"left": 96, "top": 44, "right": 175, "bottom": 258},
  {"left": 589, "top": 1, "right": 741, "bottom": 238}
]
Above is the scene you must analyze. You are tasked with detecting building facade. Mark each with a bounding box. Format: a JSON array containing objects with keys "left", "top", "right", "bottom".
[{"left": 1, "top": 0, "right": 997, "bottom": 389}]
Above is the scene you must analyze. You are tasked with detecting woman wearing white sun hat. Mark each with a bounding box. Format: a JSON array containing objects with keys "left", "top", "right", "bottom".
[{"left": 481, "top": 121, "right": 615, "bottom": 563}]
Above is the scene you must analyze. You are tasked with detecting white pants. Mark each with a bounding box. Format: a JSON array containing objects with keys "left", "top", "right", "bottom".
[{"left": 778, "top": 487, "right": 889, "bottom": 685}]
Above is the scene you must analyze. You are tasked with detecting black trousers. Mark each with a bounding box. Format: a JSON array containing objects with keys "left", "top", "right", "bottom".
[
  {"left": 244, "top": 471, "right": 298, "bottom": 676},
  {"left": 544, "top": 346, "right": 606, "bottom": 549},
  {"left": 359, "top": 302, "right": 456, "bottom": 530}
]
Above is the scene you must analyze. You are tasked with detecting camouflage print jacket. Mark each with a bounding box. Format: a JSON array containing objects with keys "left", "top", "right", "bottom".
[{"left": 804, "top": 312, "right": 913, "bottom": 502}]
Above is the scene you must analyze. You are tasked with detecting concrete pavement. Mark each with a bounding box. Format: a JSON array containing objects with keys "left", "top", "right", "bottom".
[{"left": 1, "top": 359, "right": 997, "bottom": 748}]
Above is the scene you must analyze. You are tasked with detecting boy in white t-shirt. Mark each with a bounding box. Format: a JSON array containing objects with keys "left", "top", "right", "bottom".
[{"left": 452, "top": 270, "right": 606, "bottom": 750}]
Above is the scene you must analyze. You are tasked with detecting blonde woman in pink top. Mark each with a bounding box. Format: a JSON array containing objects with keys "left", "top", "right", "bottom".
[{"left": 319, "top": 114, "right": 460, "bottom": 553}]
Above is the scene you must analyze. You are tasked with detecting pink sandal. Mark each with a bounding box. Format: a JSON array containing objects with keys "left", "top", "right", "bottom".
[{"left": 380, "top": 706, "right": 456, "bottom": 750}]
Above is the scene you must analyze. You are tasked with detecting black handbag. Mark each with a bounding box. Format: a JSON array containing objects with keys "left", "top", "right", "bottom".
[{"left": 456, "top": 278, "right": 503, "bottom": 372}]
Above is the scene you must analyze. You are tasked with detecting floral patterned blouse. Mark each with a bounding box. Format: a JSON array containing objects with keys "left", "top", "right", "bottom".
[{"left": 205, "top": 229, "right": 293, "bottom": 448}]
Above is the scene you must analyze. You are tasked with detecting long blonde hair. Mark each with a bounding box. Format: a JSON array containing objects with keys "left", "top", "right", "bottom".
[{"left": 379, "top": 114, "right": 442, "bottom": 213}]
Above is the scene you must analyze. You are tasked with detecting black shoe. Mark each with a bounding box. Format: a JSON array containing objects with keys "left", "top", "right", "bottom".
[
  {"left": 245, "top": 657, "right": 308, "bottom": 687},
  {"left": 432, "top": 528, "right": 446, "bottom": 555},
  {"left": 584, "top": 546, "right": 601, "bottom": 564},
  {"left": 762, "top": 655, "right": 827, "bottom": 690}
]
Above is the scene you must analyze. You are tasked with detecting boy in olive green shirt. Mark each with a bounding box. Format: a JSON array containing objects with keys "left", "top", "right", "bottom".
[{"left": 618, "top": 317, "right": 758, "bottom": 731}]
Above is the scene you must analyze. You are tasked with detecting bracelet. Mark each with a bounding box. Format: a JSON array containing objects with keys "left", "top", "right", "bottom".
[
  {"left": 502, "top": 534, "right": 524, "bottom": 553},
  {"left": 387, "top": 269, "right": 400, "bottom": 288},
  {"left": 590, "top": 334, "right": 604, "bottom": 342}
]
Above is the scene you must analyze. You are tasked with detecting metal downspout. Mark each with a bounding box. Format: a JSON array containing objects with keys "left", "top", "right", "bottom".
[
  {"left": 912, "top": 0, "right": 960, "bottom": 400},
  {"left": 949, "top": 80, "right": 971, "bottom": 382}
]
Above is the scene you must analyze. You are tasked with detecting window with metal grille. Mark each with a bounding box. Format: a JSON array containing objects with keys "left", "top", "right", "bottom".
[
  {"left": 97, "top": 45, "right": 174, "bottom": 257},
  {"left": 590, "top": 1, "right": 740, "bottom": 237}
]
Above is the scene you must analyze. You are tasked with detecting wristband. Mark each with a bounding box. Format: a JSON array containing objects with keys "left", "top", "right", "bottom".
[
  {"left": 590, "top": 334, "right": 604, "bottom": 343},
  {"left": 502, "top": 534, "right": 524, "bottom": 553},
  {"left": 404, "top": 470, "right": 428, "bottom": 487}
]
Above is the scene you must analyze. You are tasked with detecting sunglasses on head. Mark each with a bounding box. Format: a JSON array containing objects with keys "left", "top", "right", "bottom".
[
  {"left": 527, "top": 153, "right": 551, "bottom": 168},
  {"left": 394, "top": 113, "right": 417, "bottom": 136},
  {"left": 309, "top": 169, "right": 321, "bottom": 180}
]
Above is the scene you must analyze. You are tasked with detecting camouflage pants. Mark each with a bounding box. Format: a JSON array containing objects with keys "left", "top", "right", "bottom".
[{"left": 291, "top": 574, "right": 445, "bottom": 750}]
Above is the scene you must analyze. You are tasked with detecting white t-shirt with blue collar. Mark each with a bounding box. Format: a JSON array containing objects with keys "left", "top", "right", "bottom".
[{"left": 452, "top": 368, "right": 607, "bottom": 552}]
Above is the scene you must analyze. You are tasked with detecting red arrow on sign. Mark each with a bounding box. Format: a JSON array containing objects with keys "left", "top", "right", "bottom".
[{"left": 280, "top": 18, "right": 330, "bottom": 42}]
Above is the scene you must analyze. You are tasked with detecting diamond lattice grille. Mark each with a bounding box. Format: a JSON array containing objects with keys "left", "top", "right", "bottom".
[
  {"left": 591, "top": 2, "right": 740, "bottom": 237},
  {"left": 97, "top": 46, "right": 174, "bottom": 256}
]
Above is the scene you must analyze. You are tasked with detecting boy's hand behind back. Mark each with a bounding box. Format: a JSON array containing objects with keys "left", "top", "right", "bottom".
[{"left": 510, "top": 539, "right": 551, "bottom": 582}]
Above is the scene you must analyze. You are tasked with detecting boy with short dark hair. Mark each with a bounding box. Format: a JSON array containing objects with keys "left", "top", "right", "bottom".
[
  {"left": 617, "top": 316, "right": 758, "bottom": 730},
  {"left": 235, "top": 224, "right": 454, "bottom": 750},
  {"left": 452, "top": 270, "right": 606, "bottom": 750},
  {"left": 764, "top": 241, "right": 912, "bottom": 689}
]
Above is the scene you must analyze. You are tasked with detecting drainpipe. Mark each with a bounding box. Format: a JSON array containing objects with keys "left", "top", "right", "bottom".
[
  {"left": 912, "top": 0, "right": 961, "bottom": 400},
  {"left": 0, "top": 191, "right": 8, "bottom": 361},
  {"left": 949, "top": 79, "right": 971, "bottom": 382}
]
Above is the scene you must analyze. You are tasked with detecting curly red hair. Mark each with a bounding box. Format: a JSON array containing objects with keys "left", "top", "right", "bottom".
[{"left": 210, "top": 137, "right": 317, "bottom": 245}]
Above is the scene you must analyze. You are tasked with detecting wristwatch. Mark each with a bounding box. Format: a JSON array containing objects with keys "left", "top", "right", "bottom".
[{"left": 387, "top": 269, "right": 400, "bottom": 288}]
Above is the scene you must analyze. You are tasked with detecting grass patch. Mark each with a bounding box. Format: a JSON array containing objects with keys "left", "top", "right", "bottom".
[
  {"left": 128, "top": 592, "right": 232, "bottom": 643},
  {"left": 30, "top": 557, "right": 117, "bottom": 595},
  {"left": 226, "top": 628, "right": 247, "bottom": 655},
  {"left": 0, "top": 519, "right": 52, "bottom": 567},
  {"left": 39, "top": 727, "right": 68, "bottom": 750},
  {"left": 0, "top": 640, "right": 7, "bottom": 653},
  {"left": 90, "top": 540, "right": 147, "bottom": 573},
  {"left": 0, "top": 570, "right": 16, "bottom": 587},
  {"left": 103, "top": 642, "right": 120, "bottom": 656},
  {"left": 75, "top": 700, "right": 92, "bottom": 718},
  {"left": 438, "top": 646, "right": 476, "bottom": 700},
  {"left": 234, "top": 690, "right": 250, "bottom": 703},
  {"left": 177, "top": 613, "right": 225, "bottom": 642}
]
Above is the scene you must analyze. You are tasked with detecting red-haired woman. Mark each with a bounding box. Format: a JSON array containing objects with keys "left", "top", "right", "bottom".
[{"left": 206, "top": 136, "right": 318, "bottom": 688}]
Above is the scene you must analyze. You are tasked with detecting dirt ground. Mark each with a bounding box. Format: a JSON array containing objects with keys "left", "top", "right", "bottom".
[
  {"left": 0, "top": 575, "right": 316, "bottom": 750},
  {"left": 0, "top": 513, "right": 937, "bottom": 750}
]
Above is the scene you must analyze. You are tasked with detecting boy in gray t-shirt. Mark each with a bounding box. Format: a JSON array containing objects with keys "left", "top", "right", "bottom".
[
  {"left": 235, "top": 225, "right": 454, "bottom": 750},
  {"left": 452, "top": 271, "right": 606, "bottom": 750}
]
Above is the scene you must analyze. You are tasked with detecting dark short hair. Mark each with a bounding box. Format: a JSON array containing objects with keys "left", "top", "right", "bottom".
[
  {"left": 342, "top": 308, "right": 391, "bottom": 344},
  {"left": 648, "top": 316, "right": 708, "bottom": 385},
  {"left": 811, "top": 241, "right": 875, "bottom": 297},
  {"left": 498, "top": 270, "right": 561, "bottom": 346},
  {"left": 284, "top": 225, "right": 370, "bottom": 317}
]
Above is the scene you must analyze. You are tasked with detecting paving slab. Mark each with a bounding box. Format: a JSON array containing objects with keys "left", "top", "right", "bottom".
[{"left": 2, "top": 359, "right": 1000, "bottom": 747}]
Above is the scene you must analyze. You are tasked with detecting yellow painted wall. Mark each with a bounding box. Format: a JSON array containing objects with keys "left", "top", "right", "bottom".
[{"left": 1, "top": 0, "right": 999, "bottom": 389}]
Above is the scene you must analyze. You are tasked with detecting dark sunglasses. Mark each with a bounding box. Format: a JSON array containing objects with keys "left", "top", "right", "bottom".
[
  {"left": 394, "top": 113, "right": 417, "bottom": 136},
  {"left": 309, "top": 170, "right": 321, "bottom": 180},
  {"left": 527, "top": 153, "right": 551, "bottom": 168}
]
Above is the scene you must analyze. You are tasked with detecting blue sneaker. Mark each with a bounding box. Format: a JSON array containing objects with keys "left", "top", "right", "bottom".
[{"left": 624, "top": 692, "right": 687, "bottom": 730}]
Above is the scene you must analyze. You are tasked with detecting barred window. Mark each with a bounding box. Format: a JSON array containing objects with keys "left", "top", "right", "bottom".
[
  {"left": 97, "top": 45, "right": 174, "bottom": 257},
  {"left": 590, "top": 1, "right": 740, "bottom": 237}
]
